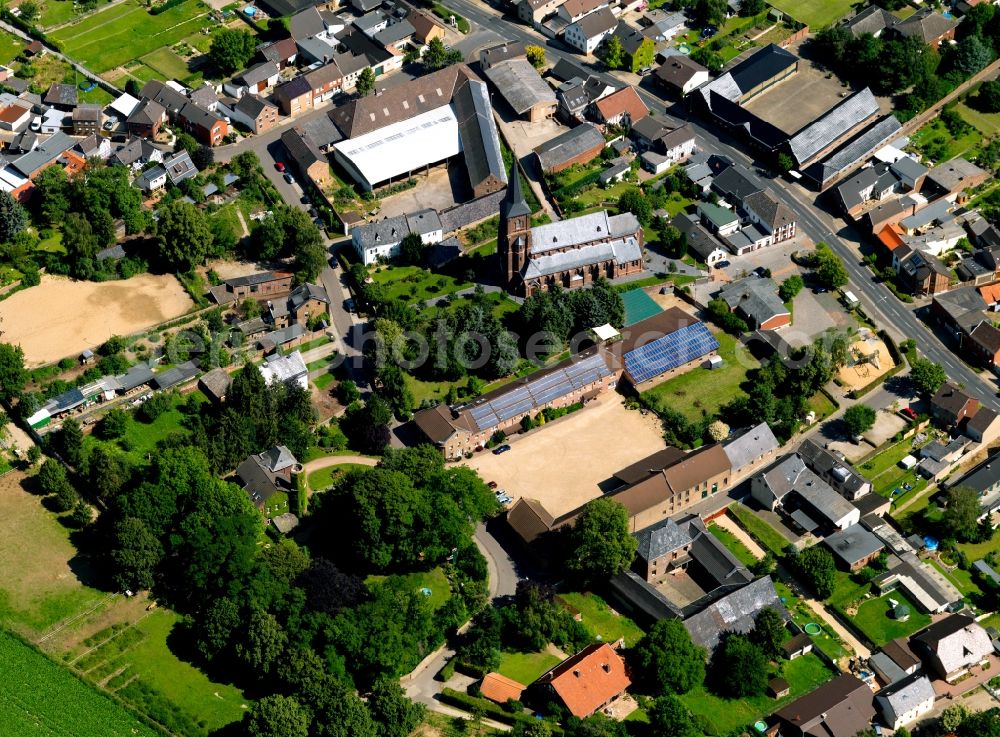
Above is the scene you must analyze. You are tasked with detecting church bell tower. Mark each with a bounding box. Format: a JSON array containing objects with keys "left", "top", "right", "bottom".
[{"left": 498, "top": 161, "right": 531, "bottom": 292}]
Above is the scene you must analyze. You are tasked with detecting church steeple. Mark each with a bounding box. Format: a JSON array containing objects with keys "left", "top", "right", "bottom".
[{"left": 498, "top": 160, "right": 531, "bottom": 292}]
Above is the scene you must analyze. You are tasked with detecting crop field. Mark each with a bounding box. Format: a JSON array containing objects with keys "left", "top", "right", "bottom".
[
  {"left": 52, "top": 0, "right": 211, "bottom": 73},
  {"left": 0, "top": 629, "right": 157, "bottom": 737}
]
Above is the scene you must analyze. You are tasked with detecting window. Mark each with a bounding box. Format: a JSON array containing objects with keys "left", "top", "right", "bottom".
[{"left": 712, "top": 483, "right": 718, "bottom": 493}]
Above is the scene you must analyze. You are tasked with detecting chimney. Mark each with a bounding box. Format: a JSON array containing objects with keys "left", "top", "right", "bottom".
[
  {"left": 573, "top": 669, "right": 581, "bottom": 677},
  {"left": 601, "top": 663, "right": 610, "bottom": 673}
]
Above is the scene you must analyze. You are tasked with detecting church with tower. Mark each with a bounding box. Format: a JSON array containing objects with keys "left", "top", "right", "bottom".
[{"left": 497, "top": 164, "right": 646, "bottom": 296}]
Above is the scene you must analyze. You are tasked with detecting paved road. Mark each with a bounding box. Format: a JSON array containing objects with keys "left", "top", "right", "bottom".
[{"left": 474, "top": 523, "right": 518, "bottom": 600}]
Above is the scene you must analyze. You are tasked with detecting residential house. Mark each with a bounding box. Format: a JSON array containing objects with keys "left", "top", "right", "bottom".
[
  {"left": 684, "top": 576, "right": 783, "bottom": 652},
  {"left": 210, "top": 271, "right": 294, "bottom": 304},
  {"left": 111, "top": 136, "right": 164, "bottom": 170},
  {"left": 351, "top": 209, "right": 444, "bottom": 264},
  {"left": 890, "top": 156, "right": 928, "bottom": 192},
  {"left": 841, "top": 4, "right": 896, "bottom": 38},
  {"left": 275, "top": 76, "right": 312, "bottom": 116},
  {"left": 896, "top": 246, "right": 952, "bottom": 296},
  {"left": 873, "top": 552, "right": 963, "bottom": 613},
  {"left": 834, "top": 165, "right": 899, "bottom": 219},
  {"left": 965, "top": 406, "right": 1000, "bottom": 445},
  {"left": 0, "top": 102, "right": 30, "bottom": 131},
  {"left": 911, "top": 614, "right": 994, "bottom": 682},
  {"left": 640, "top": 9, "right": 686, "bottom": 43},
  {"left": 269, "top": 282, "right": 329, "bottom": 328},
  {"left": 228, "top": 94, "right": 279, "bottom": 134},
  {"left": 533, "top": 643, "right": 630, "bottom": 719},
  {"left": 892, "top": 8, "right": 959, "bottom": 49},
  {"left": 565, "top": 6, "right": 617, "bottom": 54},
  {"left": 717, "top": 277, "right": 790, "bottom": 330},
  {"left": 555, "top": 78, "right": 590, "bottom": 123},
  {"left": 126, "top": 98, "right": 165, "bottom": 139},
  {"left": 234, "top": 445, "right": 301, "bottom": 512},
  {"left": 870, "top": 638, "right": 923, "bottom": 686},
  {"left": 931, "top": 382, "right": 980, "bottom": 427},
  {"left": 824, "top": 524, "right": 885, "bottom": 571},
  {"left": 478, "top": 41, "right": 527, "bottom": 70},
  {"left": 43, "top": 83, "right": 77, "bottom": 111},
  {"left": 772, "top": 674, "right": 876, "bottom": 737},
  {"left": 76, "top": 134, "right": 111, "bottom": 161},
  {"left": 280, "top": 126, "right": 333, "bottom": 190},
  {"left": 258, "top": 37, "right": 298, "bottom": 69},
  {"left": 655, "top": 54, "right": 709, "bottom": 96},
  {"left": 611, "top": 22, "right": 653, "bottom": 73},
  {"left": 304, "top": 62, "right": 344, "bottom": 107},
  {"left": 163, "top": 150, "right": 197, "bottom": 186},
  {"left": 517, "top": 0, "right": 565, "bottom": 28},
  {"left": 742, "top": 190, "right": 796, "bottom": 244},
  {"left": 859, "top": 199, "right": 917, "bottom": 235},
  {"left": 409, "top": 10, "right": 445, "bottom": 46},
  {"left": 926, "top": 157, "right": 991, "bottom": 201},
  {"left": 556, "top": 0, "right": 608, "bottom": 25},
  {"left": 178, "top": 101, "right": 228, "bottom": 146},
  {"left": 672, "top": 212, "right": 728, "bottom": 266},
  {"left": 798, "top": 439, "right": 872, "bottom": 500},
  {"left": 228, "top": 61, "right": 280, "bottom": 97},
  {"left": 947, "top": 455, "right": 1000, "bottom": 523},
  {"left": 629, "top": 115, "right": 671, "bottom": 151},
  {"left": 875, "top": 674, "right": 935, "bottom": 730},
  {"left": 534, "top": 122, "right": 605, "bottom": 173},
  {"left": 698, "top": 201, "right": 740, "bottom": 236},
  {"left": 259, "top": 350, "right": 309, "bottom": 389},
  {"left": 654, "top": 124, "right": 696, "bottom": 166},
  {"left": 134, "top": 165, "right": 168, "bottom": 193},
  {"left": 590, "top": 85, "right": 647, "bottom": 127},
  {"left": 751, "top": 455, "right": 861, "bottom": 534}
]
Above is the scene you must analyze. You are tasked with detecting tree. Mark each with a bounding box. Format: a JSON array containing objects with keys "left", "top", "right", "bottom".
[
  {"left": 109, "top": 517, "right": 162, "bottom": 591},
  {"left": 299, "top": 557, "right": 368, "bottom": 615},
  {"left": 694, "top": 0, "right": 727, "bottom": 26},
  {"left": 356, "top": 67, "right": 376, "bottom": 96},
  {"left": 630, "top": 38, "right": 654, "bottom": 73},
  {"left": 422, "top": 37, "right": 462, "bottom": 70},
  {"left": 617, "top": 188, "right": 651, "bottom": 225},
  {"left": 58, "top": 417, "right": 84, "bottom": 468},
  {"left": 954, "top": 35, "right": 993, "bottom": 77},
  {"left": 368, "top": 678, "right": 425, "bottom": 737},
  {"left": 777, "top": 152, "right": 795, "bottom": 172},
  {"left": 191, "top": 145, "right": 215, "bottom": 170},
  {"left": 940, "top": 704, "right": 971, "bottom": 732},
  {"left": 814, "top": 243, "right": 849, "bottom": 289},
  {"left": 751, "top": 606, "right": 786, "bottom": 660},
  {"left": 601, "top": 35, "right": 625, "bottom": 70},
  {"left": 525, "top": 44, "right": 545, "bottom": 68},
  {"left": 976, "top": 80, "right": 1000, "bottom": 112},
  {"left": 33, "top": 165, "right": 70, "bottom": 226},
  {"left": 707, "top": 420, "right": 729, "bottom": 442},
  {"left": 794, "top": 546, "right": 836, "bottom": 599},
  {"left": 566, "top": 498, "right": 638, "bottom": 584},
  {"left": 338, "top": 379, "right": 360, "bottom": 405},
  {"left": 648, "top": 695, "right": 698, "bottom": 737},
  {"left": 943, "top": 485, "right": 983, "bottom": 542},
  {"left": 18, "top": 1, "right": 39, "bottom": 22},
  {"left": 844, "top": 404, "right": 876, "bottom": 438},
  {"left": 0, "top": 191, "right": 26, "bottom": 243},
  {"left": 37, "top": 458, "right": 74, "bottom": 506},
  {"left": 631, "top": 619, "right": 706, "bottom": 695},
  {"left": 236, "top": 608, "right": 288, "bottom": 674},
  {"left": 740, "top": 0, "right": 765, "bottom": 16},
  {"left": 710, "top": 633, "right": 768, "bottom": 698},
  {"left": 398, "top": 232, "right": 424, "bottom": 265},
  {"left": 247, "top": 695, "right": 310, "bottom": 737},
  {"left": 0, "top": 342, "right": 26, "bottom": 401},
  {"left": 96, "top": 407, "right": 130, "bottom": 440},
  {"left": 208, "top": 28, "right": 257, "bottom": 75},
  {"left": 957, "top": 710, "right": 1000, "bottom": 737},
  {"left": 910, "top": 357, "right": 947, "bottom": 396},
  {"left": 156, "top": 200, "right": 212, "bottom": 272},
  {"left": 293, "top": 224, "right": 326, "bottom": 283},
  {"left": 778, "top": 275, "right": 804, "bottom": 302}
]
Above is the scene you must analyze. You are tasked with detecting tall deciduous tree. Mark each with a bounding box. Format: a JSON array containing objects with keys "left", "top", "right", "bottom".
[
  {"left": 566, "top": 498, "right": 638, "bottom": 584},
  {"left": 631, "top": 619, "right": 706, "bottom": 695},
  {"left": 910, "top": 358, "right": 947, "bottom": 396},
  {"left": 942, "top": 485, "right": 984, "bottom": 542},
  {"left": 710, "top": 632, "right": 768, "bottom": 698},
  {"left": 750, "top": 606, "right": 787, "bottom": 661},
  {"left": 368, "top": 678, "right": 425, "bottom": 737},
  {"left": 156, "top": 200, "right": 213, "bottom": 272},
  {"left": 601, "top": 35, "right": 625, "bottom": 70},
  {"left": 248, "top": 695, "right": 310, "bottom": 737},
  {"left": 209, "top": 28, "right": 257, "bottom": 75},
  {"left": 355, "top": 67, "right": 376, "bottom": 97},
  {"left": 814, "top": 243, "right": 849, "bottom": 288},
  {"left": 954, "top": 35, "right": 993, "bottom": 77},
  {"left": 843, "top": 404, "right": 876, "bottom": 438},
  {"left": 648, "top": 694, "right": 700, "bottom": 737},
  {"left": 0, "top": 342, "right": 26, "bottom": 400},
  {"left": 793, "top": 546, "right": 836, "bottom": 599},
  {"left": 525, "top": 45, "right": 545, "bottom": 68},
  {"left": 109, "top": 517, "right": 162, "bottom": 591}
]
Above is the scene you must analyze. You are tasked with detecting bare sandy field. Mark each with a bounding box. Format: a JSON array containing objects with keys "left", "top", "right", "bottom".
[
  {"left": 0, "top": 274, "right": 194, "bottom": 366},
  {"left": 464, "top": 397, "right": 666, "bottom": 517}
]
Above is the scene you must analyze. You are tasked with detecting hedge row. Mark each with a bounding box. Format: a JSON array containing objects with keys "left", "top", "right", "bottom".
[
  {"left": 0, "top": 10, "right": 60, "bottom": 52},
  {"left": 149, "top": 0, "right": 189, "bottom": 14},
  {"left": 439, "top": 688, "right": 564, "bottom": 734}
]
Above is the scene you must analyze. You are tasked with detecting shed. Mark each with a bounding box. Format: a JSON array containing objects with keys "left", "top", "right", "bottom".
[
  {"left": 199, "top": 367, "right": 232, "bottom": 404},
  {"left": 768, "top": 677, "right": 790, "bottom": 698},
  {"left": 708, "top": 355, "right": 724, "bottom": 369},
  {"left": 79, "top": 349, "right": 94, "bottom": 364},
  {"left": 782, "top": 632, "right": 813, "bottom": 660},
  {"left": 592, "top": 323, "right": 620, "bottom": 342},
  {"left": 271, "top": 513, "right": 299, "bottom": 534},
  {"left": 479, "top": 672, "right": 526, "bottom": 704},
  {"left": 900, "top": 454, "right": 917, "bottom": 470}
]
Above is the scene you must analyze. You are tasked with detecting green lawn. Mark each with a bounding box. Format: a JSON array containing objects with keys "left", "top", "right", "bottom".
[
  {"left": 927, "top": 558, "right": 981, "bottom": 599},
  {"left": 0, "top": 629, "right": 159, "bottom": 737},
  {"left": 909, "top": 117, "right": 983, "bottom": 164},
  {"left": 806, "top": 392, "right": 837, "bottom": 423},
  {"left": 306, "top": 463, "right": 367, "bottom": 491},
  {"left": 366, "top": 567, "right": 451, "bottom": 611},
  {"left": 767, "top": 0, "right": 853, "bottom": 27},
  {"left": 127, "top": 63, "right": 167, "bottom": 84},
  {"left": 955, "top": 536, "right": 1000, "bottom": 565},
  {"left": 496, "top": 650, "right": 561, "bottom": 686},
  {"left": 641, "top": 331, "right": 758, "bottom": 424},
  {"left": 368, "top": 264, "right": 469, "bottom": 304},
  {"left": 851, "top": 591, "right": 931, "bottom": 646},
  {"left": 39, "top": 0, "right": 82, "bottom": 28},
  {"left": 680, "top": 653, "right": 834, "bottom": 736},
  {"left": 0, "top": 30, "right": 24, "bottom": 65},
  {"left": 139, "top": 46, "right": 190, "bottom": 80},
  {"left": 729, "top": 505, "right": 789, "bottom": 556},
  {"left": 829, "top": 569, "right": 870, "bottom": 611},
  {"left": 35, "top": 228, "right": 65, "bottom": 253},
  {"left": 956, "top": 100, "right": 1000, "bottom": 137},
  {"left": 297, "top": 335, "right": 332, "bottom": 353},
  {"left": 558, "top": 592, "right": 645, "bottom": 647},
  {"left": 306, "top": 354, "right": 336, "bottom": 372},
  {"left": 313, "top": 371, "right": 336, "bottom": 390},
  {"left": 707, "top": 523, "right": 759, "bottom": 567},
  {"left": 859, "top": 437, "right": 922, "bottom": 478},
  {"left": 773, "top": 581, "right": 849, "bottom": 661},
  {"left": 52, "top": 0, "right": 212, "bottom": 73},
  {"left": 120, "top": 394, "right": 204, "bottom": 463}
]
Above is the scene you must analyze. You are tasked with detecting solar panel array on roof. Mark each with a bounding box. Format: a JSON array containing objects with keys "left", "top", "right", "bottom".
[
  {"left": 462, "top": 352, "right": 612, "bottom": 432},
  {"left": 623, "top": 323, "right": 718, "bottom": 384}
]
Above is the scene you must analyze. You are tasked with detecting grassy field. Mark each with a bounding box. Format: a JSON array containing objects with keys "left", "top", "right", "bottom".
[
  {"left": 52, "top": 0, "right": 211, "bottom": 73},
  {"left": 680, "top": 653, "right": 834, "bottom": 736},
  {"left": 707, "top": 523, "right": 759, "bottom": 567},
  {"left": 773, "top": 581, "right": 849, "bottom": 661},
  {"left": 0, "top": 29, "right": 24, "bottom": 65},
  {"left": 641, "top": 331, "right": 758, "bottom": 423},
  {"left": 73, "top": 609, "right": 248, "bottom": 734},
  {"left": 956, "top": 100, "right": 1000, "bottom": 137},
  {"left": 859, "top": 436, "right": 923, "bottom": 478},
  {"left": 909, "top": 117, "right": 983, "bottom": 164},
  {"left": 139, "top": 46, "right": 190, "bottom": 80},
  {"left": 127, "top": 62, "right": 167, "bottom": 83},
  {"left": 558, "top": 592, "right": 645, "bottom": 647},
  {"left": 852, "top": 590, "right": 931, "bottom": 646},
  {"left": 806, "top": 391, "right": 838, "bottom": 424},
  {"left": 829, "top": 570, "right": 870, "bottom": 611},
  {"left": 366, "top": 567, "right": 451, "bottom": 610},
  {"left": 368, "top": 264, "right": 469, "bottom": 304},
  {"left": 927, "top": 558, "right": 981, "bottom": 599},
  {"left": 313, "top": 371, "right": 336, "bottom": 390},
  {"left": 39, "top": 0, "right": 83, "bottom": 28},
  {"left": 306, "top": 462, "right": 367, "bottom": 491},
  {"left": 766, "top": 0, "right": 853, "bottom": 27},
  {"left": 497, "top": 650, "right": 561, "bottom": 685},
  {"left": 0, "top": 629, "right": 158, "bottom": 737},
  {"left": 729, "top": 505, "right": 789, "bottom": 556}
]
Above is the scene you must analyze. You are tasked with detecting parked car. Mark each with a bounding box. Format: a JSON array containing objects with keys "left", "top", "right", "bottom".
[
  {"left": 701, "top": 25, "right": 717, "bottom": 37},
  {"left": 492, "top": 444, "right": 511, "bottom": 455},
  {"left": 497, "top": 494, "right": 513, "bottom": 505},
  {"left": 301, "top": 194, "right": 311, "bottom": 204},
  {"left": 715, "top": 260, "right": 730, "bottom": 268},
  {"left": 901, "top": 407, "right": 918, "bottom": 420},
  {"left": 343, "top": 298, "right": 356, "bottom": 313},
  {"left": 814, "top": 287, "right": 827, "bottom": 293},
  {"left": 283, "top": 172, "right": 294, "bottom": 184},
  {"left": 275, "top": 161, "right": 285, "bottom": 172},
  {"left": 487, "top": 481, "right": 498, "bottom": 489}
]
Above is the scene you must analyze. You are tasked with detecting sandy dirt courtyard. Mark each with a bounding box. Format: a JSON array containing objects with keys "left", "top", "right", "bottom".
[
  {"left": 463, "top": 397, "right": 666, "bottom": 517},
  {"left": 836, "top": 335, "right": 895, "bottom": 391},
  {"left": 0, "top": 274, "right": 194, "bottom": 366}
]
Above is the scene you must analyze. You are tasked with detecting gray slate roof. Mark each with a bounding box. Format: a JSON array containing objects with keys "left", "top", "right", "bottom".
[
  {"left": 483, "top": 59, "right": 556, "bottom": 115},
  {"left": 824, "top": 523, "right": 884, "bottom": 567},
  {"left": 683, "top": 576, "right": 783, "bottom": 651},
  {"left": 806, "top": 115, "right": 903, "bottom": 185},
  {"left": 787, "top": 88, "right": 879, "bottom": 167},
  {"left": 722, "top": 422, "right": 778, "bottom": 470}
]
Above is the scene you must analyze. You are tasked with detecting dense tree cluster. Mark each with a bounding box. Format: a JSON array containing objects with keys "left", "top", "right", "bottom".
[
  {"left": 208, "top": 28, "right": 257, "bottom": 75},
  {"left": 248, "top": 204, "right": 326, "bottom": 284},
  {"left": 565, "top": 498, "right": 638, "bottom": 585},
  {"left": 792, "top": 546, "right": 836, "bottom": 599},
  {"left": 630, "top": 619, "right": 706, "bottom": 695},
  {"left": 514, "top": 281, "right": 625, "bottom": 352},
  {"left": 942, "top": 485, "right": 994, "bottom": 544}
]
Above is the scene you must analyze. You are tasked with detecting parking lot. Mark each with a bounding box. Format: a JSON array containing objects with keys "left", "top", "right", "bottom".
[{"left": 463, "top": 396, "right": 666, "bottom": 518}]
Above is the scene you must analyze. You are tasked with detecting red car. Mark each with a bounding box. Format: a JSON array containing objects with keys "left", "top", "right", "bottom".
[
  {"left": 487, "top": 481, "right": 498, "bottom": 489},
  {"left": 275, "top": 161, "right": 286, "bottom": 172},
  {"left": 901, "top": 407, "right": 917, "bottom": 420}
]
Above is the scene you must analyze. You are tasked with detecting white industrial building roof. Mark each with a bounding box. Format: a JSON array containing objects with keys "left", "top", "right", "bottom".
[{"left": 335, "top": 104, "right": 460, "bottom": 188}]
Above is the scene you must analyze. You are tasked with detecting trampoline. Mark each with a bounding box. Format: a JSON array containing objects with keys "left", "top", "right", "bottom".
[
  {"left": 420, "top": 587, "right": 432, "bottom": 597},
  {"left": 753, "top": 721, "right": 768, "bottom": 733},
  {"left": 677, "top": 43, "right": 692, "bottom": 55},
  {"left": 924, "top": 536, "right": 939, "bottom": 551},
  {"left": 803, "top": 622, "right": 822, "bottom": 636}
]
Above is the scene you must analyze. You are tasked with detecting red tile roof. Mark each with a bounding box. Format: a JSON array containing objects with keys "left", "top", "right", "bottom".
[
  {"left": 877, "top": 223, "right": 905, "bottom": 252},
  {"left": 979, "top": 283, "right": 1000, "bottom": 305},
  {"left": 594, "top": 86, "right": 648, "bottom": 124},
  {"left": 479, "top": 672, "right": 526, "bottom": 704},
  {"left": 537, "top": 643, "right": 631, "bottom": 718}
]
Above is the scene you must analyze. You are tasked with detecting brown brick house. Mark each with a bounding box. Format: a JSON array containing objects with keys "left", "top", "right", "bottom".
[
  {"left": 209, "top": 271, "right": 294, "bottom": 304},
  {"left": 126, "top": 99, "right": 165, "bottom": 139},
  {"left": 275, "top": 76, "right": 312, "bottom": 116},
  {"left": 280, "top": 126, "right": 332, "bottom": 190},
  {"left": 534, "top": 643, "right": 630, "bottom": 719},
  {"left": 931, "top": 382, "right": 980, "bottom": 427}
]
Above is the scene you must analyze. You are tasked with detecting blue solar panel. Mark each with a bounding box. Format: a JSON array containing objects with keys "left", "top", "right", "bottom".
[
  {"left": 533, "top": 385, "right": 568, "bottom": 406},
  {"left": 497, "top": 398, "right": 535, "bottom": 421},
  {"left": 623, "top": 324, "right": 719, "bottom": 384},
  {"left": 491, "top": 385, "right": 530, "bottom": 410}
]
